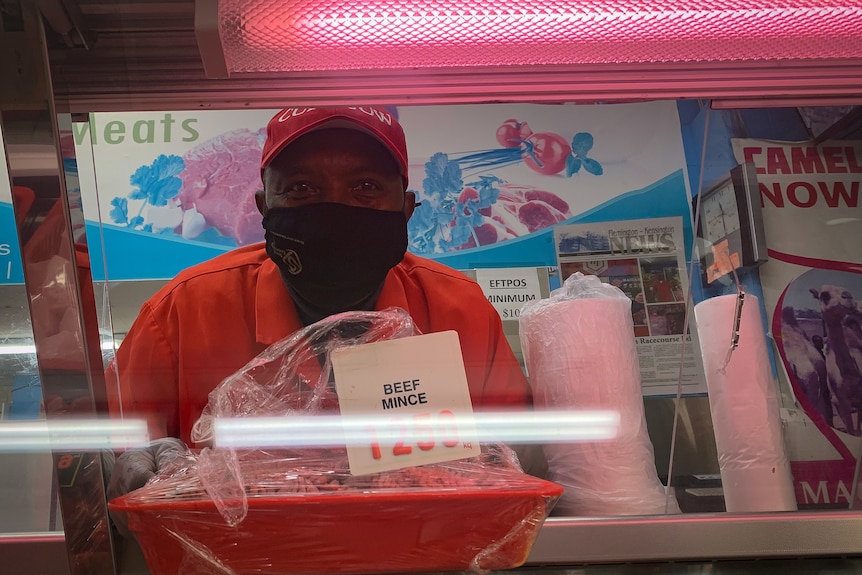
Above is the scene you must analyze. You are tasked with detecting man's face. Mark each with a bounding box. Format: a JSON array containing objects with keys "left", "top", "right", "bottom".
[{"left": 258, "top": 128, "right": 414, "bottom": 218}]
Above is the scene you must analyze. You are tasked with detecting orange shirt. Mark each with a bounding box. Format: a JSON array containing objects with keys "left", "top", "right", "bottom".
[{"left": 106, "top": 245, "right": 532, "bottom": 445}]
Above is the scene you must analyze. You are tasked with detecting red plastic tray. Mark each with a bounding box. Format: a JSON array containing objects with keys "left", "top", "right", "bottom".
[{"left": 110, "top": 478, "right": 562, "bottom": 574}]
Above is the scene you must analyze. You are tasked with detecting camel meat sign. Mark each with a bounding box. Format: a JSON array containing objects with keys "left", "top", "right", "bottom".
[{"left": 732, "top": 139, "right": 862, "bottom": 508}]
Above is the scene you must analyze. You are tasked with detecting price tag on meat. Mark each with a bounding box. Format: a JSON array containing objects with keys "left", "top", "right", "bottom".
[{"left": 331, "top": 330, "right": 480, "bottom": 475}]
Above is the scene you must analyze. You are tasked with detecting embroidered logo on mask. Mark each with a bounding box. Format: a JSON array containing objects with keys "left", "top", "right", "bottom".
[{"left": 271, "top": 245, "right": 302, "bottom": 275}]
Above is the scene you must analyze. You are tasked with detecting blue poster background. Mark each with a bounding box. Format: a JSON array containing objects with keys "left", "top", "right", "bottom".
[{"left": 0, "top": 202, "right": 25, "bottom": 284}]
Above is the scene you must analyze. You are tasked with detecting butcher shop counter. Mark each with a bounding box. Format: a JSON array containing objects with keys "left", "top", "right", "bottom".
[{"left": 111, "top": 510, "right": 862, "bottom": 575}]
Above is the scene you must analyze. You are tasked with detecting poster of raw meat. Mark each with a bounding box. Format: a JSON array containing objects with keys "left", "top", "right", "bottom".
[
  {"left": 72, "top": 110, "right": 276, "bottom": 281},
  {"left": 553, "top": 216, "right": 706, "bottom": 397},
  {"left": 398, "top": 102, "right": 693, "bottom": 274},
  {"left": 72, "top": 102, "right": 692, "bottom": 282},
  {"left": 731, "top": 138, "right": 862, "bottom": 507}
]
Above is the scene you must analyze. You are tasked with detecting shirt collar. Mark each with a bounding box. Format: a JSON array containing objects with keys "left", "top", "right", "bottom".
[
  {"left": 255, "top": 258, "right": 303, "bottom": 345},
  {"left": 255, "top": 259, "right": 411, "bottom": 345}
]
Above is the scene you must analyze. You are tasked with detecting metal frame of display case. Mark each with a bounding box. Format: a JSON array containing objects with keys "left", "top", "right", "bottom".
[
  {"left": 1, "top": 6, "right": 115, "bottom": 575},
  {"left": 3, "top": 3, "right": 862, "bottom": 575},
  {"left": 6, "top": 511, "right": 862, "bottom": 575}
]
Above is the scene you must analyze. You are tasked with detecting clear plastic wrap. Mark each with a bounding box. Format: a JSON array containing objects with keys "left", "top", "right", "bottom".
[
  {"left": 694, "top": 294, "right": 796, "bottom": 512},
  {"left": 519, "top": 273, "right": 678, "bottom": 516},
  {"left": 109, "top": 307, "right": 562, "bottom": 575},
  {"left": 191, "top": 308, "right": 419, "bottom": 446}
]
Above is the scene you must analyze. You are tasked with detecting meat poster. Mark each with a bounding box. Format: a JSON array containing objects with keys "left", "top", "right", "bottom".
[
  {"left": 69, "top": 102, "right": 691, "bottom": 282},
  {"left": 731, "top": 138, "right": 862, "bottom": 507},
  {"left": 398, "top": 102, "right": 691, "bottom": 275},
  {"left": 553, "top": 217, "right": 707, "bottom": 397},
  {"left": 72, "top": 110, "right": 276, "bottom": 281}
]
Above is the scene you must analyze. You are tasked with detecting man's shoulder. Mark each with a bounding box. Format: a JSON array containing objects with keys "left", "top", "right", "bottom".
[
  {"left": 148, "top": 244, "right": 269, "bottom": 306},
  {"left": 175, "top": 243, "right": 269, "bottom": 278},
  {"left": 394, "top": 253, "right": 493, "bottom": 311},
  {"left": 395, "top": 252, "right": 477, "bottom": 287},
  {"left": 392, "top": 254, "right": 502, "bottom": 339}
]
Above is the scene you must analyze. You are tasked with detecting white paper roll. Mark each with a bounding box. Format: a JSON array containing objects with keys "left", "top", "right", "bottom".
[
  {"left": 693, "top": 294, "right": 797, "bottom": 513},
  {"left": 520, "top": 278, "right": 678, "bottom": 517}
]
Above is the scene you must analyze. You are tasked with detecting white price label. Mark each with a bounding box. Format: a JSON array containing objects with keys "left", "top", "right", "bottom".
[
  {"left": 475, "top": 267, "right": 543, "bottom": 320},
  {"left": 366, "top": 409, "right": 474, "bottom": 461},
  {"left": 331, "top": 331, "right": 480, "bottom": 475}
]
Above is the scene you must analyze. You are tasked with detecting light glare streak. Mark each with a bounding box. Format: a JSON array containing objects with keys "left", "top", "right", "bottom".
[
  {"left": 214, "top": 410, "right": 619, "bottom": 449},
  {"left": 0, "top": 340, "right": 117, "bottom": 355},
  {"left": 0, "top": 419, "right": 149, "bottom": 452}
]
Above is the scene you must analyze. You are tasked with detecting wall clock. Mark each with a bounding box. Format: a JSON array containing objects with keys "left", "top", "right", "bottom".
[{"left": 693, "top": 163, "right": 768, "bottom": 285}]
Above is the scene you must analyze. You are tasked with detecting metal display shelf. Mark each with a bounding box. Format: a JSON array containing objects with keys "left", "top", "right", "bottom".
[
  {"left": 527, "top": 512, "right": 862, "bottom": 565},
  {"left": 8, "top": 513, "right": 862, "bottom": 575}
]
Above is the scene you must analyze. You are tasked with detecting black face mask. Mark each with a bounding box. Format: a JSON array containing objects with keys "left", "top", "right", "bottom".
[{"left": 262, "top": 203, "right": 408, "bottom": 317}]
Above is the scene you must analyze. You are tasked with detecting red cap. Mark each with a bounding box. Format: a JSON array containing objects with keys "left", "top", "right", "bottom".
[{"left": 260, "top": 106, "right": 408, "bottom": 184}]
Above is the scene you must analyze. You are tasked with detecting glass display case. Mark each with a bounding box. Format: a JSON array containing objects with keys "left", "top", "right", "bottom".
[{"left": 1, "top": 1, "right": 861, "bottom": 574}]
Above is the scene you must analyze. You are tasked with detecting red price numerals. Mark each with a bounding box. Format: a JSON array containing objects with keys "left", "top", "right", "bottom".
[{"left": 369, "top": 410, "right": 462, "bottom": 460}]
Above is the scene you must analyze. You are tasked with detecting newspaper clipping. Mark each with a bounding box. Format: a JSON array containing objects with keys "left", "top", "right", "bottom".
[{"left": 554, "top": 216, "right": 707, "bottom": 396}]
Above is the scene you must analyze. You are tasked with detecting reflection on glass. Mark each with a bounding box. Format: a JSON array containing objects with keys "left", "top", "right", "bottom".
[
  {"left": 0, "top": 418, "right": 149, "bottom": 452},
  {"left": 0, "top": 125, "right": 57, "bottom": 535},
  {"left": 212, "top": 410, "right": 620, "bottom": 449}
]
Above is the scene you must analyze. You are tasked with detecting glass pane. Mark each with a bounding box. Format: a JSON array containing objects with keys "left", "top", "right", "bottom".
[
  {"left": 79, "top": 100, "right": 861, "bottom": 569},
  {"left": 27, "top": 99, "right": 862, "bottom": 573},
  {"left": 83, "top": 102, "right": 692, "bottom": 499},
  {"left": 20, "top": 0, "right": 862, "bottom": 570},
  {"left": 0, "top": 121, "right": 62, "bottom": 535},
  {"left": 682, "top": 102, "right": 862, "bottom": 513}
]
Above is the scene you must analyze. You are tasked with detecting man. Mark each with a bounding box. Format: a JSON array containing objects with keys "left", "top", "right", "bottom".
[{"left": 106, "top": 106, "right": 545, "bottom": 506}]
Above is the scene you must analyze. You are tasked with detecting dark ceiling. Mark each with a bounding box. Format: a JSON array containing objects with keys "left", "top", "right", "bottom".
[{"left": 43, "top": 0, "right": 207, "bottom": 106}]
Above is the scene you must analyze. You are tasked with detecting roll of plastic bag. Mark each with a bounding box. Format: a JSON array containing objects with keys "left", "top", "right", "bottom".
[
  {"left": 519, "top": 272, "right": 678, "bottom": 516},
  {"left": 693, "top": 294, "right": 797, "bottom": 513}
]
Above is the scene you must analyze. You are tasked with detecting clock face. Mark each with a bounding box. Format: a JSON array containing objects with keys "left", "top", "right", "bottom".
[
  {"left": 702, "top": 182, "right": 740, "bottom": 243},
  {"left": 695, "top": 163, "right": 766, "bottom": 285}
]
